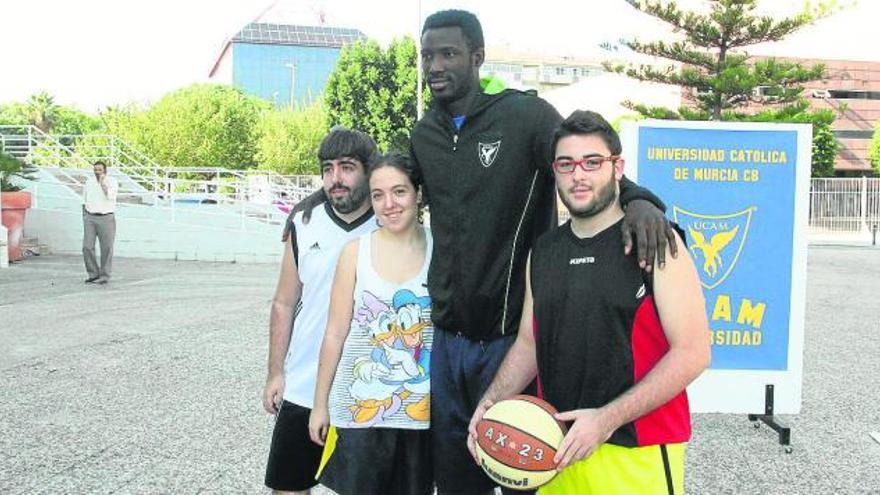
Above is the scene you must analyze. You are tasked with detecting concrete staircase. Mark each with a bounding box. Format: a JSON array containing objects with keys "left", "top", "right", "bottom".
[
  {"left": 20, "top": 236, "right": 50, "bottom": 257},
  {"left": 0, "top": 126, "right": 323, "bottom": 263}
]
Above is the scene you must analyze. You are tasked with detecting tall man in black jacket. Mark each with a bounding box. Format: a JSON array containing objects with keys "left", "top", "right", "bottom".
[{"left": 413, "top": 10, "right": 677, "bottom": 495}]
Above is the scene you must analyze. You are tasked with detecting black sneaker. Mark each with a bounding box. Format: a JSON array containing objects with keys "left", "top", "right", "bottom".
[{"left": 85, "top": 277, "right": 100, "bottom": 283}]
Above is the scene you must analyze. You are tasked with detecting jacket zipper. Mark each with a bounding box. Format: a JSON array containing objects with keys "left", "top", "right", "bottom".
[{"left": 452, "top": 133, "right": 458, "bottom": 152}]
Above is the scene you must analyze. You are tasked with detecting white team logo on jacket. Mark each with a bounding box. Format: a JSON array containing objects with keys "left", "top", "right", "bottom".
[{"left": 478, "top": 140, "right": 501, "bottom": 167}]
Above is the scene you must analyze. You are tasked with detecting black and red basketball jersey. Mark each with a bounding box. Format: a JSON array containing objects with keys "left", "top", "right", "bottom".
[{"left": 530, "top": 219, "right": 691, "bottom": 447}]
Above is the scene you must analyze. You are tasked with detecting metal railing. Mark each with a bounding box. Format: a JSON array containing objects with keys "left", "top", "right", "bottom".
[
  {"left": 48, "top": 133, "right": 162, "bottom": 184},
  {"left": 0, "top": 125, "right": 92, "bottom": 168},
  {"left": 28, "top": 170, "right": 289, "bottom": 232},
  {"left": 0, "top": 126, "right": 322, "bottom": 218},
  {"left": 809, "top": 177, "right": 880, "bottom": 236},
  {"left": 30, "top": 166, "right": 323, "bottom": 231},
  {"left": 0, "top": 127, "right": 166, "bottom": 194},
  {"left": 12, "top": 134, "right": 880, "bottom": 242}
]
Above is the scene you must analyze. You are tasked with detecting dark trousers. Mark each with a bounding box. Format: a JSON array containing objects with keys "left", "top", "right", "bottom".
[{"left": 431, "top": 329, "right": 536, "bottom": 495}]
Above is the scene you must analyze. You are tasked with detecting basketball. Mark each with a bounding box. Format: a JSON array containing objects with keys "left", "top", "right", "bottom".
[{"left": 474, "top": 395, "right": 567, "bottom": 491}]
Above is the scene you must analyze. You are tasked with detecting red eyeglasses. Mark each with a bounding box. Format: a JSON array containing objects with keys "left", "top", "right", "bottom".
[{"left": 552, "top": 155, "right": 620, "bottom": 174}]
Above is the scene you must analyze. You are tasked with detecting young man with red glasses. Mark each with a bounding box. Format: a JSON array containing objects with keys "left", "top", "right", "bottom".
[{"left": 467, "top": 110, "right": 710, "bottom": 495}]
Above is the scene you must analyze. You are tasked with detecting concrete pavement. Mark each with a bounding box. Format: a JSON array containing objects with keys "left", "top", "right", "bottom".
[{"left": 1, "top": 248, "right": 879, "bottom": 493}]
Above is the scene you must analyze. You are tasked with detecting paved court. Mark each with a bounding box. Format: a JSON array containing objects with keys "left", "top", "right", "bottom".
[{"left": 1, "top": 247, "right": 878, "bottom": 494}]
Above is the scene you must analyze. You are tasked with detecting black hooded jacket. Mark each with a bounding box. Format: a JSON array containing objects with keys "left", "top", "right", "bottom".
[{"left": 410, "top": 85, "right": 660, "bottom": 340}]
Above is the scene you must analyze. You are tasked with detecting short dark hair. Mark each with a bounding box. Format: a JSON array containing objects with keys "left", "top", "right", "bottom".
[
  {"left": 551, "top": 110, "right": 622, "bottom": 159},
  {"left": 318, "top": 126, "right": 378, "bottom": 167},
  {"left": 93, "top": 160, "right": 108, "bottom": 170},
  {"left": 367, "top": 152, "right": 422, "bottom": 189},
  {"left": 422, "top": 9, "right": 484, "bottom": 51}
]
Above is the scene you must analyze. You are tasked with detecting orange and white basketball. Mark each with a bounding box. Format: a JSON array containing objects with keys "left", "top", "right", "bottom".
[{"left": 475, "top": 395, "right": 567, "bottom": 491}]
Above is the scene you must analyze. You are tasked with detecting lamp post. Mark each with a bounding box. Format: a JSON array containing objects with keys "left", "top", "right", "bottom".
[
  {"left": 0, "top": 190, "right": 7, "bottom": 268},
  {"left": 416, "top": 0, "right": 423, "bottom": 120},
  {"left": 285, "top": 63, "right": 297, "bottom": 107}
]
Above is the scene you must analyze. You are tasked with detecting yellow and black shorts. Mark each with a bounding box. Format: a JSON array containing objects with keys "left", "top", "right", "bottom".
[{"left": 539, "top": 443, "right": 685, "bottom": 495}]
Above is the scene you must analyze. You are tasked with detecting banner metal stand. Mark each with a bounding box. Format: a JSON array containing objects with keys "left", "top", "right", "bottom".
[{"left": 747, "top": 384, "right": 792, "bottom": 453}]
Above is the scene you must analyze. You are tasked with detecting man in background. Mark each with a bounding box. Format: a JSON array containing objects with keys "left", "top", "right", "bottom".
[{"left": 82, "top": 160, "right": 118, "bottom": 284}]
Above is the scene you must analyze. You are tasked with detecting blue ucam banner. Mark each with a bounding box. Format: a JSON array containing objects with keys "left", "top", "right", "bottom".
[
  {"left": 632, "top": 123, "right": 802, "bottom": 371},
  {"left": 624, "top": 121, "right": 809, "bottom": 413}
]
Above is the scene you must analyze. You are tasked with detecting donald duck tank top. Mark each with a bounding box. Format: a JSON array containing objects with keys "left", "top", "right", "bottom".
[{"left": 328, "top": 228, "right": 433, "bottom": 430}]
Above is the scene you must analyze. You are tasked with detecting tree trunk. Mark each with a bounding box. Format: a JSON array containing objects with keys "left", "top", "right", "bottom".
[{"left": 711, "top": 45, "right": 727, "bottom": 120}]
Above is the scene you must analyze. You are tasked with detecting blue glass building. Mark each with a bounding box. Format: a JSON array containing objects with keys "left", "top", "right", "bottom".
[{"left": 210, "top": 23, "right": 366, "bottom": 107}]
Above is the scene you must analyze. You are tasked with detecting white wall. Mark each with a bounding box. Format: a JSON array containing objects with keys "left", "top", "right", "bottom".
[
  {"left": 23, "top": 174, "right": 285, "bottom": 264},
  {"left": 25, "top": 206, "right": 284, "bottom": 264},
  {"left": 0, "top": 223, "right": 8, "bottom": 268}
]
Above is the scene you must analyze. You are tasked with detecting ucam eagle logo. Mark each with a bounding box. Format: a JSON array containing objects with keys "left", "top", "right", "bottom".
[
  {"left": 672, "top": 206, "right": 755, "bottom": 290},
  {"left": 478, "top": 140, "right": 501, "bottom": 167}
]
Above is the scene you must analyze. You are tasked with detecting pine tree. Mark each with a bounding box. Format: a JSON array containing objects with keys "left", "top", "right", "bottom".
[{"left": 605, "top": 0, "right": 836, "bottom": 120}]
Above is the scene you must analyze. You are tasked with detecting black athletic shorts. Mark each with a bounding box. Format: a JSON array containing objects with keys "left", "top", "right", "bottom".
[
  {"left": 264, "top": 400, "right": 324, "bottom": 492},
  {"left": 320, "top": 427, "right": 432, "bottom": 495}
]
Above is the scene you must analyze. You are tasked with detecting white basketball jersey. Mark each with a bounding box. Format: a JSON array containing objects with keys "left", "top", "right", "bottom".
[{"left": 283, "top": 202, "right": 377, "bottom": 408}]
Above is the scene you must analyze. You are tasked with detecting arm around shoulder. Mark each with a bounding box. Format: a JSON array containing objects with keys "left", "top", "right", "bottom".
[
  {"left": 619, "top": 177, "right": 678, "bottom": 270},
  {"left": 652, "top": 231, "right": 711, "bottom": 373},
  {"left": 618, "top": 176, "right": 665, "bottom": 211},
  {"left": 290, "top": 188, "right": 327, "bottom": 224}
]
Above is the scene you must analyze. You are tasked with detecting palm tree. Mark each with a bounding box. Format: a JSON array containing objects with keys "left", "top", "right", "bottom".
[{"left": 26, "top": 91, "right": 59, "bottom": 133}]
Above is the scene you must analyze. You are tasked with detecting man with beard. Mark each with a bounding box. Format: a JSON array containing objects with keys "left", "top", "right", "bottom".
[
  {"left": 467, "top": 111, "right": 710, "bottom": 495},
  {"left": 261, "top": 127, "right": 379, "bottom": 495},
  {"left": 413, "top": 10, "right": 678, "bottom": 495}
]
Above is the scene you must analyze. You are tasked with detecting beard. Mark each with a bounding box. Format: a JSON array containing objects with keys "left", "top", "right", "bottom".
[
  {"left": 326, "top": 181, "right": 368, "bottom": 214},
  {"left": 560, "top": 178, "right": 618, "bottom": 219}
]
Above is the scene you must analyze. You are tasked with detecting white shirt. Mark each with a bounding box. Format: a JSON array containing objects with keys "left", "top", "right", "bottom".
[
  {"left": 283, "top": 203, "right": 378, "bottom": 408},
  {"left": 83, "top": 175, "right": 119, "bottom": 214}
]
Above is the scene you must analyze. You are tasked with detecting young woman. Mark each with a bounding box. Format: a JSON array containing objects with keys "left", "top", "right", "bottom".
[{"left": 309, "top": 152, "right": 433, "bottom": 495}]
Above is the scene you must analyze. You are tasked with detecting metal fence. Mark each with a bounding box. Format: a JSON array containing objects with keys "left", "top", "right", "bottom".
[
  {"left": 809, "top": 177, "right": 880, "bottom": 237},
  {"left": 556, "top": 178, "right": 880, "bottom": 242},
  {"left": 27, "top": 168, "right": 289, "bottom": 233},
  {"left": 0, "top": 126, "right": 320, "bottom": 206}
]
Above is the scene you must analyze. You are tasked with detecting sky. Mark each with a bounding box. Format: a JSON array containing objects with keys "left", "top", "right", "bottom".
[{"left": 1, "top": 0, "right": 877, "bottom": 112}]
